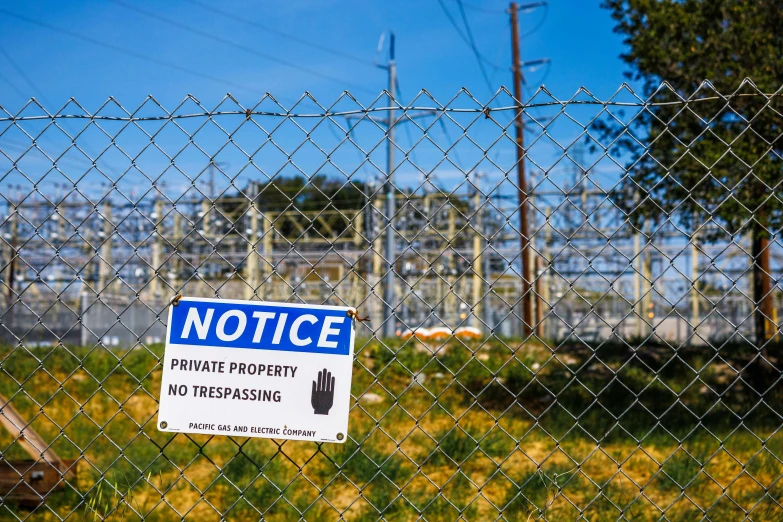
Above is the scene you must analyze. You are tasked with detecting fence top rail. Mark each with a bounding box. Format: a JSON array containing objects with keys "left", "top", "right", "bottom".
[{"left": 1, "top": 88, "right": 781, "bottom": 122}]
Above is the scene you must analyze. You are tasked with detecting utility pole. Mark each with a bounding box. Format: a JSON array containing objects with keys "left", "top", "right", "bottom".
[
  {"left": 382, "top": 32, "right": 397, "bottom": 339},
  {"left": 510, "top": 2, "right": 531, "bottom": 336},
  {"left": 208, "top": 162, "right": 215, "bottom": 201},
  {"left": 350, "top": 32, "right": 436, "bottom": 338},
  {"left": 509, "top": 2, "right": 548, "bottom": 337},
  {"left": 207, "top": 161, "right": 226, "bottom": 201}
]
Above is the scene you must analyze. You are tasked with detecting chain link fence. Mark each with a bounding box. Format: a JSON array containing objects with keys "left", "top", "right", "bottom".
[{"left": 0, "top": 81, "right": 782, "bottom": 520}]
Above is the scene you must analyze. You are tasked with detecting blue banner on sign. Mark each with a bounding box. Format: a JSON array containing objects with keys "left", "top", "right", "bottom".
[{"left": 168, "top": 299, "right": 352, "bottom": 355}]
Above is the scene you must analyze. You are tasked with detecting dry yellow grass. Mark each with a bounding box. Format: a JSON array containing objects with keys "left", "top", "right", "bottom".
[{"left": 0, "top": 339, "right": 781, "bottom": 520}]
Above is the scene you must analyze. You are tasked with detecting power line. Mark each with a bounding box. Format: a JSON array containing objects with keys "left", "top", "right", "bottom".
[
  {"left": 454, "top": 0, "right": 496, "bottom": 94},
  {"left": 109, "top": 0, "right": 377, "bottom": 96},
  {"left": 454, "top": 0, "right": 506, "bottom": 14},
  {"left": 0, "top": 9, "right": 316, "bottom": 184},
  {"left": 0, "top": 68, "right": 29, "bottom": 102},
  {"left": 393, "top": 77, "right": 428, "bottom": 186},
  {"left": 521, "top": 3, "right": 549, "bottom": 38},
  {"left": 0, "top": 43, "right": 56, "bottom": 108},
  {"left": 436, "top": 0, "right": 502, "bottom": 73},
  {"left": 437, "top": 0, "right": 510, "bottom": 167},
  {"left": 0, "top": 42, "right": 128, "bottom": 176},
  {"left": 0, "top": 138, "right": 104, "bottom": 172},
  {"left": 0, "top": 7, "right": 274, "bottom": 98},
  {"left": 183, "top": 0, "right": 376, "bottom": 70}
]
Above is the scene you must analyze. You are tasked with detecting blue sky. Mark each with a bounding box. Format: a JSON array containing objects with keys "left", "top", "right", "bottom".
[
  {"left": 0, "top": 0, "right": 637, "bottom": 207},
  {"left": 0, "top": 0, "right": 629, "bottom": 109}
]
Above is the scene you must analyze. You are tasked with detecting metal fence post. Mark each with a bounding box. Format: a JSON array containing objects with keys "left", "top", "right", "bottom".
[{"left": 382, "top": 43, "right": 397, "bottom": 340}]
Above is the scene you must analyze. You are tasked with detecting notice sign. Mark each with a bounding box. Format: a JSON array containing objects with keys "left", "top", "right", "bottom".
[{"left": 158, "top": 297, "right": 355, "bottom": 443}]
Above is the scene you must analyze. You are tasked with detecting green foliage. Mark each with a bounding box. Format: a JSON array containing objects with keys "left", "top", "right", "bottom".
[
  {"left": 251, "top": 174, "right": 368, "bottom": 213},
  {"left": 215, "top": 175, "right": 369, "bottom": 240},
  {"left": 605, "top": 0, "right": 783, "bottom": 92},
  {"left": 85, "top": 470, "right": 152, "bottom": 521},
  {"left": 2, "top": 339, "right": 783, "bottom": 520},
  {"left": 600, "top": 0, "right": 783, "bottom": 238}
]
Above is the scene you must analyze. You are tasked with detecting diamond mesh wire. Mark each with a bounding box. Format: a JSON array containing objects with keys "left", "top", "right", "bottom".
[{"left": 0, "top": 81, "right": 782, "bottom": 520}]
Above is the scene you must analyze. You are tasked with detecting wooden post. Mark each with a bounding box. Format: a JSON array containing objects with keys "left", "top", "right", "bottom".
[
  {"left": 99, "top": 202, "right": 113, "bottom": 294},
  {"left": 447, "top": 203, "right": 457, "bottom": 328},
  {"left": 4, "top": 202, "right": 18, "bottom": 329},
  {"left": 691, "top": 233, "right": 700, "bottom": 338},
  {"left": 200, "top": 199, "right": 211, "bottom": 283},
  {"left": 472, "top": 190, "right": 482, "bottom": 329},
  {"left": 350, "top": 210, "right": 364, "bottom": 304},
  {"left": 642, "top": 245, "right": 653, "bottom": 336},
  {"left": 634, "top": 233, "right": 642, "bottom": 337},
  {"left": 336, "top": 257, "right": 345, "bottom": 303},
  {"left": 531, "top": 193, "right": 544, "bottom": 338},
  {"left": 262, "top": 212, "right": 273, "bottom": 299},
  {"left": 370, "top": 200, "right": 384, "bottom": 330},
  {"left": 760, "top": 236, "right": 774, "bottom": 341},
  {"left": 353, "top": 210, "right": 364, "bottom": 248},
  {"left": 0, "top": 394, "right": 72, "bottom": 476},
  {"left": 201, "top": 199, "right": 211, "bottom": 238},
  {"left": 542, "top": 207, "right": 552, "bottom": 339},
  {"left": 150, "top": 200, "right": 163, "bottom": 298},
  {"left": 55, "top": 204, "right": 66, "bottom": 295},
  {"left": 245, "top": 183, "right": 259, "bottom": 300},
  {"left": 172, "top": 209, "right": 182, "bottom": 294}
]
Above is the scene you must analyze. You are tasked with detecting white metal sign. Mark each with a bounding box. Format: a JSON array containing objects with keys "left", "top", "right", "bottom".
[{"left": 157, "top": 297, "right": 355, "bottom": 443}]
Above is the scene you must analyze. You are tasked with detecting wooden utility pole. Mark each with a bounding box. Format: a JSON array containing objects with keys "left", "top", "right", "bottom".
[
  {"left": 510, "top": 2, "right": 532, "bottom": 335},
  {"left": 755, "top": 235, "right": 774, "bottom": 342}
]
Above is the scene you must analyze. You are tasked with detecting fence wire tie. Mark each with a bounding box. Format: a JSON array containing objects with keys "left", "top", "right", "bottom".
[
  {"left": 346, "top": 307, "right": 370, "bottom": 322},
  {"left": 170, "top": 294, "right": 183, "bottom": 307}
]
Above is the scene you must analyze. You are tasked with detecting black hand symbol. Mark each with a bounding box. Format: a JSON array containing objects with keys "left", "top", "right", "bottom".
[{"left": 311, "top": 368, "right": 335, "bottom": 415}]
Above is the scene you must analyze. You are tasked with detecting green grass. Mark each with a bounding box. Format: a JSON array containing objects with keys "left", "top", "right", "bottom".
[{"left": 0, "top": 337, "right": 781, "bottom": 520}]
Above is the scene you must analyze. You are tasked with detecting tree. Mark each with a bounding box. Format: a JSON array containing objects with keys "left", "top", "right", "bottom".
[
  {"left": 250, "top": 175, "right": 368, "bottom": 237},
  {"left": 239, "top": 174, "right": 366, "bottom": 213},
  {"left": 601, "top": 0, "right": 783, "bottom": 344}
]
